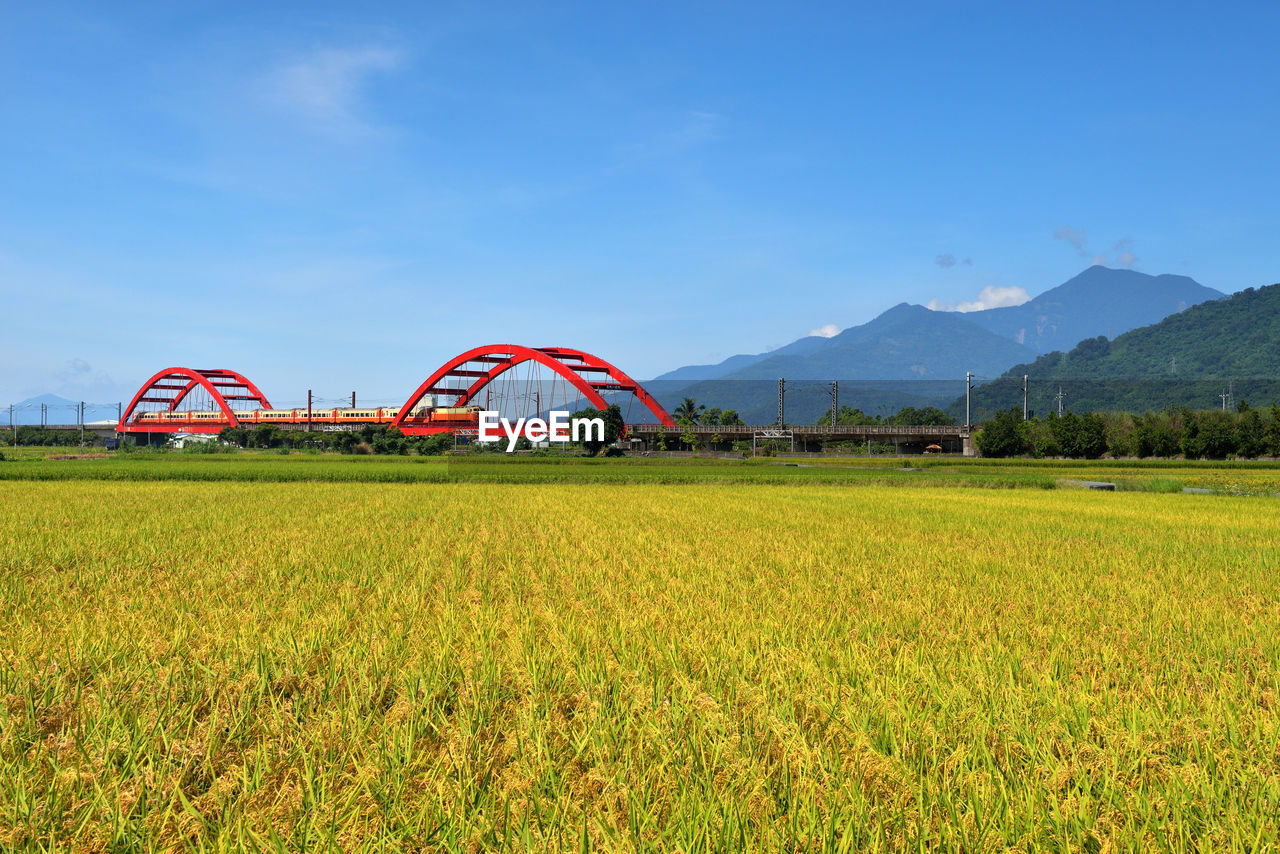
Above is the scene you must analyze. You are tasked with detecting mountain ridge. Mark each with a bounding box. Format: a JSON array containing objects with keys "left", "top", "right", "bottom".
[
  {"left": 961, "top": 281, "right": 1280, "bottom": 418},
  {"left": 651, "top": 266, "right": 1224, "bottom": 386}
]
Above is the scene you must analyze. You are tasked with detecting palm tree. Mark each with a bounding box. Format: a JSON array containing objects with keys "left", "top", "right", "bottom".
[{"left": 674, "top": 397, "right": 706, "bottom": 425}]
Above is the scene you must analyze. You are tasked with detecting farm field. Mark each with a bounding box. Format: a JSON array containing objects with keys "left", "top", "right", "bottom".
[
  {"left": 6, "top": 450, "right": 1280, "bottom": 494},
  {"left": 2, "top": 478, "right": 1278, "bottom": 851}
]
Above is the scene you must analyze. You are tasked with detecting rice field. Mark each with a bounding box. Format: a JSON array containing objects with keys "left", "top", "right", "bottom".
[
  {"left": 7, "top": 451, "right": 1280, "bottom": 494},
  {"left": 1, "top": 478, "right": 1278, "bottom": 851}
]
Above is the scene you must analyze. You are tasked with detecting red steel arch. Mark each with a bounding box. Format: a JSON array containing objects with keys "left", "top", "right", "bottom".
[
  {"left": 392, "top": 345, "right": 675, "bottom": 434},
  {"left": 118, "top": 367, "right": 273, "bottom": 433}
]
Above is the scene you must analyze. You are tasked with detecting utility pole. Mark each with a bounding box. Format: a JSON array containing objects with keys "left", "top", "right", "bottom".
[
  {"left": 1054, "top": 386, "right": 1066, "bottom": 417},
  {"left": 9, "top": 404, "right": 15, "bottom": 451},
  {"left": 79, "top": 401, "right": 85, "bottom": 448},
  {"left": 965, "top": 372, "right": 973, "bottom": 429},
  {"left": 41, "top": 403, "right": 47, "bottom": 427},
  {"left": 307, "top": 389, "right": 313, "bottom": 432},
  {"left": 351, "top": 391, "right": 356, "bottom": 409},
  {"left": 1022, "top": 375, "right": 1029, "bottom": 421},
  {"left": 830, "top": 381, "right": 838, "bottom": 428},
  {"left": 778, "top": 378, "right": 786, "bottom": 426}
]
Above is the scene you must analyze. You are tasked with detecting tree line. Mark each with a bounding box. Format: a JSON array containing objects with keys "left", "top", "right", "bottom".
[
  {"left": 977, "top": 402, "right": 1280, "bottom": 459},
  {"left": 5, "top": 426, "right": 101, "bottom": 447},
  {"left": 672, "top": 398, "right": 745, "bottom": 426},
  {"left": 816, "top": 405, "right": 955, "bottom": 427},
  {"left": 216, "top": 425, "right": 453, "bottom": 455}
]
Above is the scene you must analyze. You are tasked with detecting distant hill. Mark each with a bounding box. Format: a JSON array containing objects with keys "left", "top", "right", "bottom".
[
  {"left": 650, "top": 267, "right": 1223, "bottom": 398},
  {"left": 718, "top": 303, "right": 1037, "bottom": 381},
  {"left": 962, "top": 282, "right": 1280, "bottom": 418},
  {"left": 651, "top": 335, "right": 829, "bottom": 384},
  {"left": 963, "top": 266, "right": 1224, "bottom": 354},
  {"left": 648, "top": 378, "right": 965, "bottom": 426},
  {"left": 642, "top": 305, "right": 1035, "bottom": 425}
]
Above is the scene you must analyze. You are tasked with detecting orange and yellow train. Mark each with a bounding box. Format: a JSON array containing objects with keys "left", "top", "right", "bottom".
[{"left": 129, "top": 405, "right": 482, "bottom": 428}]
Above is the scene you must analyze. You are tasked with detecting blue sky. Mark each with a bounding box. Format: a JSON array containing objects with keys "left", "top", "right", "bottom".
[{"left": 2, "top": 1, "right": 1277, "bottom": 407}]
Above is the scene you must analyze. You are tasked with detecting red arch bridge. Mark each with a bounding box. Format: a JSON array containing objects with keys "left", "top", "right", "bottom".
[
  {"left": 115, "top": 345, "right": 974, "bottom": 452},
  {"left": 117, "top": 346, "right": 677, "bottom": 437}
]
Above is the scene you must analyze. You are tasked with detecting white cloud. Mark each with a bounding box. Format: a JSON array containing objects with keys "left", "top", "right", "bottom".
[
  {"left": 808, "top": 323, "right": 840, "bottom": 338},
  {"left": 262, "top": 46, "right": 403, "bottom": 131},
  {"left": 1116, "top": 251, "right": 1137, "bottom": 269},
  {"left": 927, "top": 285, "right": 1031, "bottom": 313}
]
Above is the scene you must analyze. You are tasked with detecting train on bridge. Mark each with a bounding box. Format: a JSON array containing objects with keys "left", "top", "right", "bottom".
[
  {"left": 128, "top": 404, "right": 484, "bottom": 431},
  {"left": 116, "top": 345, "right": 676, "bottom": 436},
  {"left": 113, "top": 344, "right": 974, "bottom": 453}
]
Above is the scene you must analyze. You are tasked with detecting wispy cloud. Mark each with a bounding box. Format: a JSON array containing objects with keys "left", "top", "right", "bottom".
[
  {"left": 935, "top": 253, "right": 973, "bottom": 268},
  {"left": 1091, "top": 238, "right": 1138, "bottom": 269},
  {"left": 1055, "top": 229, "right": 1139, "bottom": 269},
  {"left": 808, "top": 323, "right": 840, "bottom": 338},
  {"left": 261, "top": 45, "right": 403, "bottom": 134},
  {"left": 1054, "top": 226, "right": 1089, "bottom": 257},
  {"left": 928, "top": 285, "right": 1031, "bottom": 313}
]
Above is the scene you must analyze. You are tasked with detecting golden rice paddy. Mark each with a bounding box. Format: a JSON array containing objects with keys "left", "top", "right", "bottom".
[{"left": 1, "top": 480, "right": 1277, "bottom": 851}]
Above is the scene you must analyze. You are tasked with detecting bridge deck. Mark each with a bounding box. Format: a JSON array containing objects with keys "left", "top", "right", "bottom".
[{"left": 626, "top": 423, "right": 968, "bottom": 440}]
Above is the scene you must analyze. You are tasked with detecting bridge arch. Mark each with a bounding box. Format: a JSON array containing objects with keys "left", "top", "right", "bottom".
[
  {"left": 392, "top": 345, "right": 675, "bottom": 433},
  {"left": 118, "top": 367, "right": 273, "bottom": 432}
]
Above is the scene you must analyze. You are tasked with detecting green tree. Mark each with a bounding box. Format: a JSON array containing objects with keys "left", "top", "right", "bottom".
[
  {"left": 975, "top": 409, "right": 1029, "bottom": 458},
  {"left": 249, "top": 425, "right": 282, "bottom": 448},
  {"left": 674, "top": 397, "right": 705, "bottom": 425},
  {"left": 1077, "top": 413, "right": 1109, "bottom": 459},
  {"left": 570, "top": 404, "right": 623, "bottom": 455},
  {"left": 332, "top": 431, "right": 360, "bottom": 454},
  {"left": 719, "top": 409, "right": 744, "bottom": 426},
  {"left": 217, "top": 426, "right": 248, "bottom": 447},
  {"left": 1025, "top": 417, "right": 1060, "bottom": 458},
  {"left": 1050, "top": 411, "right": 1083, "bottom": 458},
  {"left": 817, "top": 405, "right": 880, "bottom": 427},
  {"left": 1264, "top": 403, "right": 1280, "bottom": 456},
  {"left": 1102, "top": 412, "right": 1135, "bottom": 458},
  {"left": 1237, "top": 407, "right": 1265, "bottom": 458},
  {"left": 1190, "top": 411, "right": 1237, "bottom": 459},
  {"left": 413, "top": 433, "right": 452, "bottom": 456}
]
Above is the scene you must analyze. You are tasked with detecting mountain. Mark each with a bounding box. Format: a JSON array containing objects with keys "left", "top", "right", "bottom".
[
  {"left": 717, "top": 303, "right": 1037, "bottom": 381},
  {"left": 651, "top": 267, "right": 1223, "bottom": 388},
  {"left": 963, "top": 266, "right": 1224, "bottom": 354},
  {"left": 646, "top": 305, "right": 1033, "bottom": 423},
  {"left": 651, "top": 378, "right": 964, "bottom": 426},
  {"left": 651, "top": 335, "right": 829, "bottom": 384},
  {"left": 963, "top": 282, "right": 1280, "bottom": 418}
]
